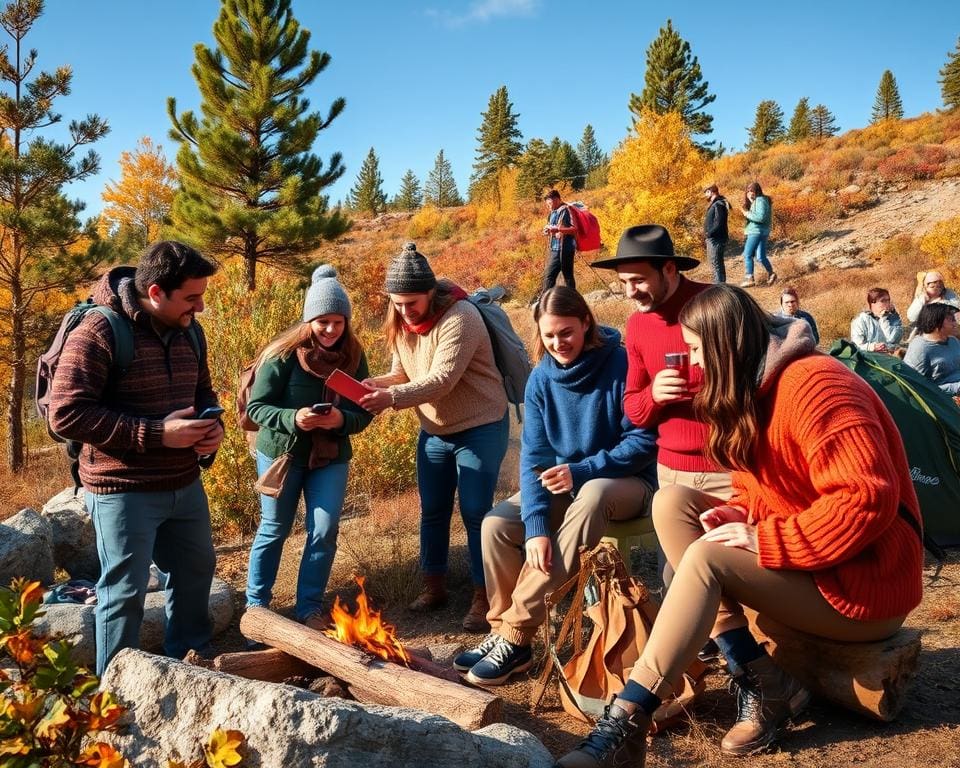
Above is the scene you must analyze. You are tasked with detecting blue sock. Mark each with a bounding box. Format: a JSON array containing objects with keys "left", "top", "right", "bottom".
[
  {"left": 618, "top": 680, "right": 661, "bottom": 716},
  {"left": 714, "top": 627, "right": 765, "bottom": 676}
]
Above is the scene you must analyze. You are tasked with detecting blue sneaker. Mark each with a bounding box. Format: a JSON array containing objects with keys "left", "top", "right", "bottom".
[
  {"left": 452, "top": 633, "right": 499, "bottom": 672},
  {"left": 465, "top": 636, "right": 532, "bottom": 686}
]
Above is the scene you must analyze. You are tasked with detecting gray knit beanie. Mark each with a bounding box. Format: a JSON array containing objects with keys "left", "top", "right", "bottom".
[
  {"left": 302, "top": 264, "right": 352, "bottom": 322},
  {"left": 384, "top": 242, "right": 437, "bottom": 294}
]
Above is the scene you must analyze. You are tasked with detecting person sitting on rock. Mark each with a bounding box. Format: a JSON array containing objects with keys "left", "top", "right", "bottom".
[
  {"left": 453, "top": 286, "right": 657, "bottom": 686},
  {"left": 774, "top": 286, "right": 819, "bottom": 345},
  {"left": 850, "top": 287, "right": 903, "bottom": 354},
  {"left": 903, "top": 302, "right": 960, "bottom": 395},
  {"left": 906, "top": 270, "right": 959, "bottom": 325}
]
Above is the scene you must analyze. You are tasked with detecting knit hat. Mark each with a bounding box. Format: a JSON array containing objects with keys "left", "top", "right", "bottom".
[
  {"left": 302, "top": 264, "right": 352, "bottom": 322},
  {"left": 384, "top": 242, "right": 437, "bottom": 294}
]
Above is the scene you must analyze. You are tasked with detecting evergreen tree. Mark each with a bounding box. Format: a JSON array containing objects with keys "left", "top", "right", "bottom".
[
  {"left": 576, "top": 124, "right": 606, "bottom": 176},
  {"left": 0, "top": 0, "right": 110, "bottom": 471},
  {"left": 810, "top": 104, "right": 839, "bottom": 139},
  {"left": 746, "top": 100, "right": 785, "bottom": 150},
  {"left": 515, "top": 138, "right": 553, "bottom": 201},
  {"left": 349, "top": 147, "right": 386, "bottom": 215},
  {"left": 786, "top": 97, "right": 813, "bottom": 143},
  {"left": 629, "top": 19, "right": 716, "bottom": 147},
  {"left": 469, "top": 85, "right": 523, "bottom": 204},
  {"left": 871, "top": 70, "right": 904, "bottom": 122},
  {"left": 940, "top": 37, "right": 960, "bottom": 110},
  {"left": 549, "top": 138, "right": 586, "bottom": 191},
  {"left": 393, "top": 169, "right": 423, "bottom": 211},
  {"left": 424, "top": 149, "right": 463, "bottom": 207},
  {"left": 168, "top": 0, "right": 349, "bottom": 291}
]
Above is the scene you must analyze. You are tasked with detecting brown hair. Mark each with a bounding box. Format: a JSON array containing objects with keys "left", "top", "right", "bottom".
[
  {"left": 780, "top": 286, "right": 799, "bottom": 306},
  {"left": 679, "top": 285, "right": 770, "bottom": 471},
  {"left": 743, "top": 180, "right": 766, "bottom": 209},
  {"left": 382, "top": 279, "right": 459, "bottom": 349},
  {"left": 866, "top": 287, "right": 890, "bottom": 306},
  {"left": 531, "top": 286, "right": 602, "bottom": 363},
  {"left": 704, "top": 184, "right": 719, "bottom": 196},
  {"left": 255, "top": 317, "right": 360, "bottom": 369}
]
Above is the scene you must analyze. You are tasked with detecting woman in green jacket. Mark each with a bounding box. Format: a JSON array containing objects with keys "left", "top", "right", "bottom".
[
  {"left": 245, "top": 265, "right": 373, "bottom": 627},
  {"left": 739, "top": 181, "right": 776, "bottom": 287}
]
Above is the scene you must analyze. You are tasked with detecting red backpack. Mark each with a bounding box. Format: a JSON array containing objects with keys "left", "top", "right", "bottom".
[{"left": 564, "top": 202, "right": 602, "bottom": 252}]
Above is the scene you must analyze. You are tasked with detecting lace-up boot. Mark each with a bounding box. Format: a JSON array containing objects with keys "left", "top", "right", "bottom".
[{"left": 554, "top": 697, "right": 651, "bottom": 768}]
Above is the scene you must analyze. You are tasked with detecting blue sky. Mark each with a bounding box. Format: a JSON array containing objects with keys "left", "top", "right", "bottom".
[{"left": 18, "top": 0, "right": 960, "bottom": 218}]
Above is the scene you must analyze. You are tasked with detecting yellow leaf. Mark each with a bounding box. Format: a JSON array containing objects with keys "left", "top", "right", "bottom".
[
  {"left": 35, "top": 697, "right": 73, "bottom": 739},
  {"left": 79, "top": 741, "right": 130, "bottom": 768},
  {"left": 203, "top": 728, "right": 245, "bottom": 768},
  {"left": 88, "top": 690, "right": 126, "bottom": 730},
  {"left": 0, "top": 735, "right": 31, "bottom": 756}
]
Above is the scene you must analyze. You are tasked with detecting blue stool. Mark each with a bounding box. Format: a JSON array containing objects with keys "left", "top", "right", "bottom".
[{"left": 601, "top": 515, "right": 657, "bottom": 570}]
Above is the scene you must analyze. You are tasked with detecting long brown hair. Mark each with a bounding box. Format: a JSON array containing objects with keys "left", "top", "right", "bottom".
[
  {"left": 743, "top": 180, "right": 767, "bottom": 210},
  {"left": 531, "top": 286, "right": 602, "bottom": 363},
  {"left": 255, "top": 317, "right": 360, "bottom": 369},
  {"left": 679, "top": 285, "right": 770, "bottom": 471}
]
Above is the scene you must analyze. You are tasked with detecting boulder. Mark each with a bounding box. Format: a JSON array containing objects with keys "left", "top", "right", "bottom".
[
  {"left": 41, "top": 487, "right": 100, "bottom": 580},
  {"left": 0, "top": 508, "right": 54, "bottom": 586},
  {"left": 101, "top": 650, "right": 553, "bottom": 768}
]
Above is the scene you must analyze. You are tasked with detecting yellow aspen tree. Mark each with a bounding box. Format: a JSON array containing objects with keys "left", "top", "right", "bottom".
[{"left": 101, "top": 137, "right": 176, "bottom": 246}]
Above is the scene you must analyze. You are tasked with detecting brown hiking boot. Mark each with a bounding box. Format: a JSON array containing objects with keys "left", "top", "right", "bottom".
[
  {"left": 462, "top": 587, "right": 491, "bottom": 632},
  {"left": 721, "top": 654, "right": 811, "bottom": 756},
  {"left": 555, "top": 697, "right": 650, "bottom": 767},
  {"left": 408, "top": 574, "right": 448, "bottom": 612}
]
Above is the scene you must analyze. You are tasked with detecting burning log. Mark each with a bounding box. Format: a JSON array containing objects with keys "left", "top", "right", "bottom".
[{"left": 240, "top": 607, "right": 502, "bottom": 730}]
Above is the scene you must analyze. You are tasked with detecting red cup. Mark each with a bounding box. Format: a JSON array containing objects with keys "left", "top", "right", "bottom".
[{"left": 664, "top": 352, "right": 690, "bottom": 394}]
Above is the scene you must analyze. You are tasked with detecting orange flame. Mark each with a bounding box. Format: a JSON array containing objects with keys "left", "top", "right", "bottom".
[{"left": 324, "top": 576, "right": 411, "bottom": 664}]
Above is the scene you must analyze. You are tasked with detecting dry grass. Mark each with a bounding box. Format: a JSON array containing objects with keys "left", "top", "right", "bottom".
[{"left": 0, "top": 447, "right": 74, "bottom": 521}]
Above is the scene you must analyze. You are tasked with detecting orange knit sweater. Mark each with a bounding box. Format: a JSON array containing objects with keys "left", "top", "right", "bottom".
[{"left": 729, "top": 353, "right": 923, "bottom": 621}]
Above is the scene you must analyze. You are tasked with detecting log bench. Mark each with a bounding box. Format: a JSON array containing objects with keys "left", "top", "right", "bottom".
[{"left": 746, "top": 609, "right": 921, "bottom": 722}]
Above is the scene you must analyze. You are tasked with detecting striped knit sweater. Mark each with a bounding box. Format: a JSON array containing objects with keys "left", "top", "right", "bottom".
[{"left": 728, "top": 317, "right": 923, "bottom": 621}]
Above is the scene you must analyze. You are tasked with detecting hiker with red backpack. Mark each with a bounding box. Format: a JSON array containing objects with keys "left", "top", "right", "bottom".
[
  {"left": 243, "top": 266, "right": 372, "bottom": 633},
  {"left": 540, "top": 189, "right": 577, "bottom": 293}
]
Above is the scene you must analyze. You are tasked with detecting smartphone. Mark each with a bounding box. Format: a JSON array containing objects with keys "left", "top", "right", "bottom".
[
  {"left": 195, "top": 405, "right": 225, "bottom": 420},
  {"left": 311, "top": 403, "right": 333, "bottom": 415}
]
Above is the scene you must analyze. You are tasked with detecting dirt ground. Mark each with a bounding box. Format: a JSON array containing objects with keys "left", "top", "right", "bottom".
[{"left": 212, "top": 495, "right": 960, "bottom": 768}]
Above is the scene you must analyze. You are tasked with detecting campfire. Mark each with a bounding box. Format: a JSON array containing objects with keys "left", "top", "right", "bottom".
[{"left": 324, "top": 576, "right": 411, "bottom": 664}]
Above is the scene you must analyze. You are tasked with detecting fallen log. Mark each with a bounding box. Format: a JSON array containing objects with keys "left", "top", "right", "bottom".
[
  {"left": 746, "top": 609, "right": 920, "bottom": 721},
  {"left": 240, "top": 606, "right": 501, "bottom": 730},
  {"left": 213, "top": 648, "right": 318, "bottom": 682}
]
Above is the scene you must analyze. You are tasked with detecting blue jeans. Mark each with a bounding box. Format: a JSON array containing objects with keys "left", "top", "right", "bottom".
[
  {"left": 706, "top": 238, "right": 726, "bottom": 283},
  {"left": 86, "top": 479, "right": 215, "bottom": 675},
  {"left": 417, "top": 413, "right": 509, "bottom": 585},
  {"left": 246, "top": 453, "right": 350, "bottom": 621},
  {"left": 743, "top": 233, "right": 773, "bottom": 277}
]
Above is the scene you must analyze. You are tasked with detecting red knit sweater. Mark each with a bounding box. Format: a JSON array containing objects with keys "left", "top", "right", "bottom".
[
  {"left": 624, "top": 276, "right": 718, "bottom": 472},
  {"left": 730, "top": 353, "right": 923, "bottom": 621}
]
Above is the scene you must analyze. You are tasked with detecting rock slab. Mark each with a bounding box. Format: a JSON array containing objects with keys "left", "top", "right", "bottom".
[
  {"left": 41, "top": 487, "right": 100, "bottom": 580},
  {"left": 0, "top": 508, "right": 55, "bottom": 586}
]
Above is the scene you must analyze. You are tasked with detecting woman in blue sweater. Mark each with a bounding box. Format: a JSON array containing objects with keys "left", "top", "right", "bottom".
[
  {"left": 739, "top": 181, "right": 776, "bottom": 287},
  {"left": 453, "top": 286, "right": 658, "bottom": 686}
]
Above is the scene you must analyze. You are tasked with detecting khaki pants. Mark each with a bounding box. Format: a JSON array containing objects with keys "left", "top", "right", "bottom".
[
  {"left": 482, "top": 476, "right": 654, "bottom": 646},
  {"left": 656, "top": 462, "right": 733, "bottom": 501},
  {"left": 628, "top": 484, "right": 907, "bottom": 698}
]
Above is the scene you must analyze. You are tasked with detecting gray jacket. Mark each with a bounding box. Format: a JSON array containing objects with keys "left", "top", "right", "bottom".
[{"left": 850, "top": 310, "right": 903, "bottom": 350}]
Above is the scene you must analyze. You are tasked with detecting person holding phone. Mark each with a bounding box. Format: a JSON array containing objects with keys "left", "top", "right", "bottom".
[
  {"left": 453, "top": 286, "right": 657, "bottom": 685},
  {"left": 244, "top": 265, "right": 372, "bottom": 629}
]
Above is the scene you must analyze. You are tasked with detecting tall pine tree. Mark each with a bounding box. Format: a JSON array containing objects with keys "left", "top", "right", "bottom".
[
  {"left": 470, "top": 85, "right": 523, "bottom": 205},
  {"left": 629, "top": 19, "right": 716, "bottom": 148},
  {"left": 746, "top": 100, "right": 785, "bottom": 150},
  {"left": 549, "top": 138, "right": 586, "bottom": 191},
  {"left": 168, "top": 0, "right": 349, "bottom": 291},
  {"left": 515, "top": 138, "right": 553, "bottom": 201},
  {"left": 393, "top": 169, "right": 423, "bottom": 211},
  {"left": 940, "top": 37, "right": 960, "bottom": 110},
  {"left": 425, "top": 149, "right": 463, "bottom": 208},
  {"left": 871, "top": 70, "right": 904, "bottom": 122},
  {"left": 349, "top": 147, "right": 386, "bottom": 215},
  {"left": 0, "top": 0, "right": 110, "bottom": 471},
  {"left": 810, "top": 104, "right": 839, "bottom": 139},
  {"left": 786, "top": 97, "right": 813, "bottom": 143},
  {"left": 576, "top": 124, "right": 606, "bottom": 175}
]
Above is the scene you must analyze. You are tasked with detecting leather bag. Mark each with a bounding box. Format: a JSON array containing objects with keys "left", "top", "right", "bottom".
[{"left": 253, "top": 452, "right": 293, "bottom": 499}]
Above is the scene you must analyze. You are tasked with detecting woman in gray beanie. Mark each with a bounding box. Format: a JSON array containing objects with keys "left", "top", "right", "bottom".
[
  {"left": 361, "top": 243, "right": 509, "bottom": 632},
  {"left": 244, "top": 265, "right": 373, "bottom": 631}
]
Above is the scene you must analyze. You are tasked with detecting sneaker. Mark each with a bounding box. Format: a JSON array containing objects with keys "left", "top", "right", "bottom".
[
  {"left": 739, "top": 277, "right": 755, "bottom": 288},
  {"left": 766, "top": 272, "right": 778, "bottom": 286},
  {"left": 452, "top": 633, "right": 499, "bottom": 672},
  {"left": 465, "top": 636, "right": 533, "bottom": 686},
  {"left": 303, "top": 612, "right": 332, "bottom": 632}
]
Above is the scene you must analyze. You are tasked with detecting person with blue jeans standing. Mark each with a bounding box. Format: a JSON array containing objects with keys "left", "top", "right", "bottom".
[
  {"left": 703, "top": 184, "right": 730, "bottom": 283},
  {"left": 244, "top": 266, "right": 372, "bottom": 629},
  {"left": 361, "top": 243, "right": 509, "bottom": 632},
  {"left": 739, "top": 181, "right": 776, "bottom": 287},
  {"left": 49, "top": 241, "right": 223, "bottom": 675}
]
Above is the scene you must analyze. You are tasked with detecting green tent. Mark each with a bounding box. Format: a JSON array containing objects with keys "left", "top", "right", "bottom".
[{"left": 830, "top": 339, "right": 960, "bottom": 548}]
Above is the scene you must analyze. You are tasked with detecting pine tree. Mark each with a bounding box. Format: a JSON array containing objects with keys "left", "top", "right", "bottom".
[
  {"left": 424, "top": 149, "right": 463, "bottom": 208},
  {"left": 810, "top": 104, "right": 839, "bottom": 139},
  {"left": 628, "top": 19, "right": 716, "bottom": 147},
  {"left": 871, "top": 70, "right": 904, "bottom": 122},
  {"left": 576, "top": 124, "right": 606, "bottom": 176},
  {"left": 469, "top": 85, "right": 523, "bottom": 204},
  {"left": 167, "top": 0, "right": 349, "bottom": 291},
  {"left": 549, "top": 138, "right": 586, "bottom": 191},
  {"left": 940, "top": 37, "right": 960, "bottom": 110},
  {"left": 746, "top": 100, "right": 785, "bottom": 150},
  {"left": 515, "top": 138, "right": 553, "bottom": 201},
  {"left": 0, "top": 0, "right": 110, "bottom": 471},
  {"left": 393, "top": 169, "right": 423, "bottom": 211},
  {"left": 786, "top": 97, "right": 813, "bottom": 143},
  {"left": 349, "top": 147, "right": 386, "bottom": 215}
]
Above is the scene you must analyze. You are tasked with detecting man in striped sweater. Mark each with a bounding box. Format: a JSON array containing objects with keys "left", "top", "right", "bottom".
[{"left": 49, "top": 241, "right": 223, "bottom": 675}]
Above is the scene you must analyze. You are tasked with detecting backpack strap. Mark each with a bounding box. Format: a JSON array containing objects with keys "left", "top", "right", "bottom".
[{"left": 91, "top": 306, "right": 135, "bottom": 373}]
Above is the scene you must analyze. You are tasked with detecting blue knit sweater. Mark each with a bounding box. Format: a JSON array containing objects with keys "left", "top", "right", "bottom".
[{"left": 520, "top": 327, "right": 658, "bottom": 540}]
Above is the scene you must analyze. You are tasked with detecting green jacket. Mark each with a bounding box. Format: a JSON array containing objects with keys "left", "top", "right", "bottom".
[
  {"left": 743, "top": 195, "right": 772, "bottom": 236},
  {"left": 246, "top": 351, "right": 373, "bottom": 465}
]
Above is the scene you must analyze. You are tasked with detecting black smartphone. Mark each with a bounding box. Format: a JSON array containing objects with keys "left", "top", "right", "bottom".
[
  {"left": 311, "top": 403, "right": 333, "bottom": 415},
  {"left": 196, "top": 405, "right": 225, "bottom": 420}
]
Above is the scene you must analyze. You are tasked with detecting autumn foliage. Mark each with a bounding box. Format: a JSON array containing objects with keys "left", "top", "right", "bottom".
[{"left": 100, "top": 137, "right": 176, "bottom": 246}]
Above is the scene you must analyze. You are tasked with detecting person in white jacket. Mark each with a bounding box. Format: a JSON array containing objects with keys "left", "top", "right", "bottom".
[
  {"left": 850, "top": 287, "right": 903, "bottom": 353},
  {"left": 906, "top": 270, "right": 959, "bottom": 324}
]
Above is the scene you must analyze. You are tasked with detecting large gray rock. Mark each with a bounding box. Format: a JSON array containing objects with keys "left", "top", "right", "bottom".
[
  {"left": 35, "top": 577, "right": 235, "bottom": 666},
  {"left": 101, "top": 650, "right": 553, "bottom": 768},
  {"left": 0, "top": 508, "right": 55, "bottom": 586},
  {"left": 41, "top": 487, "right": 100, "bottom": 580}
]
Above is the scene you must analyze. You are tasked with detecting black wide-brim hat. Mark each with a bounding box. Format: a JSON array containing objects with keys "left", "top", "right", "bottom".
[{"left": 591, "top": 224, "right": 699, "bottom": 271}]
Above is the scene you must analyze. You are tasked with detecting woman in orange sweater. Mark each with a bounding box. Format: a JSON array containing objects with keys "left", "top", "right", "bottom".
[{"left": 557, "top": 284, "right": 923, "bottom": 768}]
